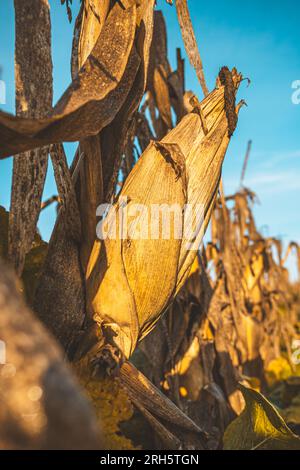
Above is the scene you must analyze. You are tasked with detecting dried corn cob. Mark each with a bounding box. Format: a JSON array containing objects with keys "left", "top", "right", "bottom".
[{"left": 85, "top": 67, "right": 244, "bottom": 364}]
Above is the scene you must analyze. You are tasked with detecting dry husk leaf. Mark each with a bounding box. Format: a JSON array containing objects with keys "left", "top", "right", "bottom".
[
  {"left": 86, "top": 68, "right": 244, "bottom": 360},
  {"left": 0, "top": 2, "right": 137, "bottom": 158}
]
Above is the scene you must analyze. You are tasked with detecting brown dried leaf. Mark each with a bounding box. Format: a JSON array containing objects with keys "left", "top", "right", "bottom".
[
  {"left": 0, "top": 260, "right": 101, "bottom": 449},
  {"left": 101, "top": 0, "right": 155, "bottom": 201},
  {"left": 175, "top": 0, "right": 209, "bottom": 96},
  {"left": 73, "top": 1, "right": 109, "bottom": 268},
  {"left": 0, "top": 2, "right": 137, "bottom": 158}
]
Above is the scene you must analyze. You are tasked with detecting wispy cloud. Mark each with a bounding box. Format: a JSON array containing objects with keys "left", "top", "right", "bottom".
[
  {"left": 224, "top": 168, "right": 300, "bottom": 196},
  {"left": 252, "top": 149, "right": 300, "bottom": 169},
  {"left": 245, "top": 169, "right": 300, "bottom": 194}
]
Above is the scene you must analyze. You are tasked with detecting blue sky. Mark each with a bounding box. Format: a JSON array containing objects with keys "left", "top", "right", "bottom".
[{"left": 0, "top": 0, "right": 299, "bottom": 274}]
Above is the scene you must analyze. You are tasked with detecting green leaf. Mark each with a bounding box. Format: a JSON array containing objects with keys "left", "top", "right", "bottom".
[{"left": 223, "top": 383, "right": 300, "bottom": 450}]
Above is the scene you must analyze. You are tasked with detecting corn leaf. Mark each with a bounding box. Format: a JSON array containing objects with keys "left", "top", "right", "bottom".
[
  {"left": 0, "top": 2, "right": 137, "bottom": 158},
  {"left": 223, "top": 383, "right": 300, "bottom": 450}
]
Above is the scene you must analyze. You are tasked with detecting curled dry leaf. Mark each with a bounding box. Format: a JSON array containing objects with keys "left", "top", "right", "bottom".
[
  {"left": 73, "top": 0, "right": 109, "bottom": 268},
  {"left": 74, "top": 0, "right": 154, "bottom": 269},
  {"left": 0, "top": 2, "right": 137, "bottom": 158},
  {"left": 175, "top": 0, "right": 209, "bottom": 97},
  {"left": 101, "top": 0, "right": 155, "bottom": 201},
  {"left": 77, "top": 0, "right": 110, "bottom": 72}
]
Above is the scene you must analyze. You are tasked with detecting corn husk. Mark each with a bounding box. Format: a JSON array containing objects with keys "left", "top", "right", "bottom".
[
  {"left": 223, "top": 384, "right": 300, "bottom": 450},
  {"left": 86, "top": 67, "right": 244, "bottom": 359}
]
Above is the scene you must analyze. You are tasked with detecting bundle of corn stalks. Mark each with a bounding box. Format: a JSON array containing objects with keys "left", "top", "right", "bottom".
[{"left": 136, "top": 184, "right": 300, "bottom": 447}]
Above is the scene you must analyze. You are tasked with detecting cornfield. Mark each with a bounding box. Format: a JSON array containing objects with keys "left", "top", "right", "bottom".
[{"left": 0, "top": 0, "right": 299, "bottom": 452}]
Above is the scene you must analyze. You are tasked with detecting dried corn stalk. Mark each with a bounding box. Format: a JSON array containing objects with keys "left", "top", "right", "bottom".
[
  {"left": 138, "top": 184, "right": 300, "bottom": 445},
  {"left": 200, "top": 189, "right": 298, "bottom": 411}
]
